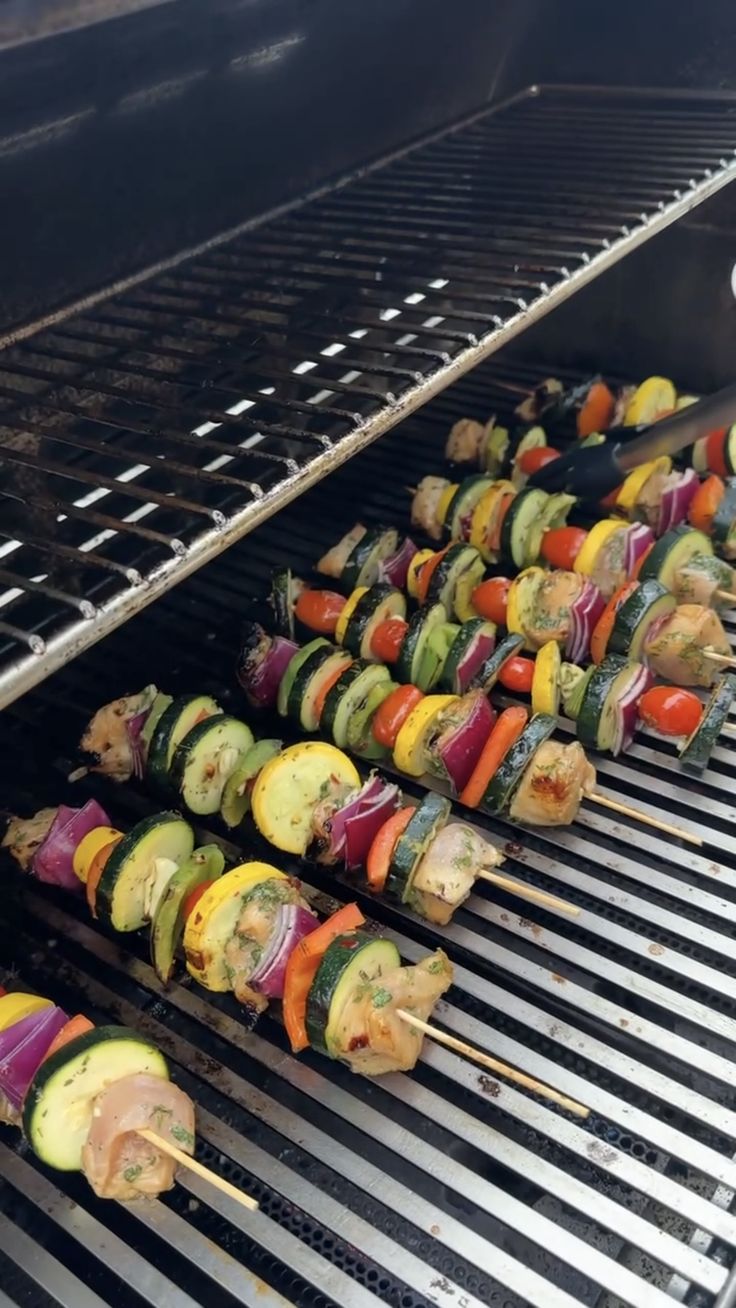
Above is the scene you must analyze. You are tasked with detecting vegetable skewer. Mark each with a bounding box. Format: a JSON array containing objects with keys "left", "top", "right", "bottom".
[
  {"left": 239, "top": 622, "right": 701, "bottom": 846},
  {"left": 2, "top": 828, "right": 584, "bottom": 1114},
  {"left": 0, "top": 985, "right": 258, "bottom": 1209}
]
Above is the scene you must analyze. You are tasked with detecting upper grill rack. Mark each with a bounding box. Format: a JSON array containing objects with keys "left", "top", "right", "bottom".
[{"left": 0, "top": 84, "right": 734, "bottom": 705}]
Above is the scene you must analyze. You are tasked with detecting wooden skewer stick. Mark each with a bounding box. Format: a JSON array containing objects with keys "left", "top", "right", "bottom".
[
  {"left": 716, "top": 590, "right": 736, "bottom": 605},
  {"left": 405, "top": 484, "right": 418, "bottom": 495},
  {"left": 703, "top": 649, "right": 736, "bottom": 668},
  {"left": 587, "top": 792, "right": 702, "bottom": 846},
  {"left": 397, "top": 1010, "right": 589, "bottom": 1119},
  {"left": 478, "top": 868, "right": 580, "bottom": 917},
  {"left": 137, "top": 1129, "right": 259, "bottom": 1212}
]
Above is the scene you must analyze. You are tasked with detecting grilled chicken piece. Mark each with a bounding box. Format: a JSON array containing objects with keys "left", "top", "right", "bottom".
[
  {"left": 644, "top": 604, "right": 730, "bottom": 687},
  {"left": 224, "top": 877, "right": 314, "bottom": 1011},
  {"left": 445, "top": 418, "right": 486, "bottom": 465},
  {"left": 510, "top": 740, "right": 596, "bottom": 826},
  {"left": 590, "top": 529, "right": 628, "bottom": 600},
  {"left": 411, "top": 476, "right": 452, "bottom": 541},
  {"left": 674, "top": 556, "right": 735, "bottom": 608},
  {"left": 524, "top": 571, "right": 587, "bottom": 650},
  {"left": 329, "top": 949, "right": 453, "bottom": 1076},
  {"left": 317, "top": 524, "right": 366, "bottom": 579},
  {"left": 410, "top": 822, "right": 504, "bottom": 925},
  {"left": 2, "top": 808, "right": 57, "bottom": 871},
  {"left": 634, "top": 469, "right": 680, "bottom": 532},
  {"left": 612, "top": 385, "right": 636, "bottom": 427},
  {"left": 78, "top": 686, "right": 158, "bottom": 783},
  {"left": 82, "top": 1073, "right": 195, "bottom": 1201},
  {"left": 0, "top": 1093, "right": 20, "bottom": 1128}
]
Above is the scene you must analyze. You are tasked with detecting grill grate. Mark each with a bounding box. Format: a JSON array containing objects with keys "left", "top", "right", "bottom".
[
  {"left": 3, "top": 351, "right": 736, "bottom": 1306},
  {"left": 0, "top": 84, "right": 734, "bottom": 704}
]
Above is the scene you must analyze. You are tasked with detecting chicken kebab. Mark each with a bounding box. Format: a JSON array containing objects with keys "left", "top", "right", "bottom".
[
  {"left": 0, "top": 986, "right": 196, "bottom": 1202},
  {"left": 2, "top": 793, "right": 453, "bottom": 1077}
]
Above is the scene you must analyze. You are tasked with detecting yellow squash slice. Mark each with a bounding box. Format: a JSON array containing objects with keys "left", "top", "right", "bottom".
[
  {"left": 251, "top": 742, "right": 360, "bottom": 855},
  {"left": 393, "top": 694, "right": 458, "bottom": 777},
  {"left": 184, "top": 862, "right": 287, "bottom": 990}
]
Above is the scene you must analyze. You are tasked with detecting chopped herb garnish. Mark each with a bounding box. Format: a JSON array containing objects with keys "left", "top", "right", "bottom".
[
  {"left": 171, "top": 1125, "right": 195, "bottom": 1147},
  {"left": 371, "top": 987, "right": 393, "bottom": 1009},
  {"left": 123, "top": 1164, "right": 143, "bottom": 1184}
]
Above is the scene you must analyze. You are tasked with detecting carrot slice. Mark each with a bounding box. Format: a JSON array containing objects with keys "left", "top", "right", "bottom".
[
  {"left": 459, "top": 706, "right": 528, "bottom": 809},
  {"left": 577, "top": 381, "right": 615, "bottom": 438},
  {"left": 487, "top": 493, "right": 514, "bottom": 555},
  {"left": 416, "top": 547, "right": 449, "bottom": 604},
  {"left": 631, "top": 543, "right": 654, "bottom": 581},
  {"left": 282, "top": 902, "right": 365, "bottom": 1053},
  {"left": 86, "top": 836, "right": 122, "bottom": 919},
  {"left": 365, "top": 806, "right": 415, "bottom": 893},
  {"left": 589, "top": 580, "right": 638, "bottom": 665},
  {"left": 41, "top": 1014, "right": 94, "bottom": 1064},
  {"left": 688, "top": 474, "right": 725, "bottom": 534},
  {"left": 313, "top": 661, "right": 353, "bottom": 725}
]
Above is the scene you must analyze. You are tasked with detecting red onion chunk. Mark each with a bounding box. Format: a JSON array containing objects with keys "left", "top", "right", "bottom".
[
  {"left": 455, "top": 631, "right": 496, "bottom": 694},
  {"left": 566, "top": 581, "right": 606, "bottom": 665},
  {"left": 613, "top": 667, "right": 653, "bottom": 756},
  {"left": 238, "top": 627, "right": 299, "bottom": 709},
  {"left": 378, "top": 537, "right": 418, "bottom": 589},
  {"left": 125, "top": 708, "right": 151, "bottom": 781},
  {"left": 343, "top": 785, "right": 401, "bottom": 870},
  {"left": 437, "top": 691, "right": 496, "bottom": 793},
  {"left": 0, "top": 1006, "right": 68, "bottom": 1108},
  {"left": 33, "top": 799, "right": 112, "bottom": 892},
  {"left": 623, "top": 523, "right": 655, "bottom": 576},
  {"left": 251, "top": 905, "right": 318, "bottom": 998},
  {"left": 658, "top": 470, "right": 699, "bottom": 536},
  {"left": 325, "top": 775, "right": 394, "bottom": 866}
]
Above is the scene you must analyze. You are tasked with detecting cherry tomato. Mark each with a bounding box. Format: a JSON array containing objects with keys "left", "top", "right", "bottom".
[
  {"left": 599, "top": 484, "right": 623, "bottom": 511},
  {"left": 370, "top": 617, "right": 409, "bottom": 664},
  {"left": 541, "top": 526, "right": 589, "bottom": 571},
  {"left": 372, "top": 685, "right": 424, "bottom": 749},
  {"left": 471, "top": 577, "right": 511, "bottom": 625},
  {"left": 638, "top": 687, "right": 703, "bottom": 738},
  {"left": 294, "top": 589, "right": 346, "bottom": 634},
  {"left": 183, "top": 880, "right": 217, "bottom": 922},
  {"left": 517, "top": 447, "right": 560, "bottom": 475},
  {"left": 704, "top": 427, "right": 729, "bottom": 477},
  {"left": 577, "top": 381, "right": 615, "bottom": 438},
  {"left": 497, "top": 656, "right": 535, "bottom": 694},
  {"left": 688, "top": 474, "right": 725, "bottom": 534}
]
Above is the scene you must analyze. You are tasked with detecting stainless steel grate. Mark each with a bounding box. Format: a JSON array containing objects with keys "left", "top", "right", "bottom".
[
  {"left": 0, "top": 84, "right": 734, "bottom": 706},
  {"left": 3, "top": 353, "right": 736, "bottom": 1307}
]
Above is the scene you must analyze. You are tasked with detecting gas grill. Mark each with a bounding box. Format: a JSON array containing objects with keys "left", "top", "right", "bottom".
[{"left": 3, "top": 3, "right": 736, "bottom": 1306}]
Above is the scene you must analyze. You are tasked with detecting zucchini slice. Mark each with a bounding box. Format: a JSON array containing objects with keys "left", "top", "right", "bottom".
[
  {"left": 306, "top": 932, "right": 401, "bottom": 1056},
  {"left": 386, "top": 792, "right": 451, "bottom": 904},
  {"left": 277, "top": 638, "right": 330, "bottom": 717},
  {"left": 321, "top": 660, "right": 393, "bottom": 748},
  {"left": 576, "top": 656, "right": 642, "bottom": 754},
  {"left": 147, "top": 694, "right": 222, "bottom": 791},
  {"left": 24, "top": 1027, "right": 169, "bottom": 1171},
  {"left": 396, "top": 602, "right": 448, "bottom": 690},
  {"left": 172, "top": 715, "right": 255, "bottom": 816},
  {"left": 445, "top": 475, "right": 495, "bottom": 541},
  {"left": 270, "top": 567, "right": 297, "bottom": 640},
  {"left": 220, "top": 738, "right": 282, "bottom": 828},
  {"left": 679, "top": 676, "right": 736, "bottom": 773},
  {"left": 97, "top": 812, "right": 194, "bottom": 932},
  {"left": 638, "top": 525, "right": 712, "bottom": 593},
  {"left": 251, "top": 742, "right": 360, "bottom": 855},
  {"left": 500, "top": 487, "right": 550, "bottom": 570},
  {"left": 481, "top": 421, "right": 510, "bottom": 476},
  {"left": 426, "top": 543, "right": 484, "bottom": 617},
  {"left": 342, "top": 583, "right": 406, "bottom": 659},
  {"left": 469, "top": 633, "right": 525, "bottom": 692},
  {"left": 511, "top": 426, "right": 547, "bottom": 487},
  {"left": 560, "top": 663, "right": 594, "bottom": 720},
  {"left": 183, "top": 862, "right": 287, "bottom": 990},
  {"left": 342, "top": 526, "right": 399, "bottom": 590},
  {"left": 346, "top": 680, "right": 395, "bottom": 761},
  {"left": 287, "top": 645, "right": 352, "bottom": 732},
  {"left": 482, "top": 713, "right": 557, "bottom": 815},
  {"left": 607, "top": 580, "right": 676, "bottom": 662},
  {"left": 151, "top": 844, "right": 226, "bottom": 984},
  {"left": 140, "top": 692, "right": 173, "bottom": 758}
]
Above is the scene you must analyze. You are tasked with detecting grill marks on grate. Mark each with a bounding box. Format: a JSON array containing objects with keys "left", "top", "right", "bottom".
[
  {"left": 4, "top": 395, "right": 736, "bottom": 1305},
  {"left": 0, "top": 87, "right": 734, "bottom": 698}
]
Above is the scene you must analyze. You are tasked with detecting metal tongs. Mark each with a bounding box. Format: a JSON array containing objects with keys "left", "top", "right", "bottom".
[{"left": 527, "top": 380, "right": 736, "bottom": 499}]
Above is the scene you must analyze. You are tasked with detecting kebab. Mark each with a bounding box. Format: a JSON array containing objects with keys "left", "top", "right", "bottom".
[
  {"left": 72, "top": 685, "right": 578, "bottom": 919},
  {"left": 2, "top": 797, "right": 585, "bottom": 1112},
  {"left": 273, "top": 554, "right": 735, "bottom": 772},
  {"left": 0, "top": 985, "right": 261, "bottom": 1211},
  {"left": 238, "top": 621, "right": 700, "bottom": 844}
]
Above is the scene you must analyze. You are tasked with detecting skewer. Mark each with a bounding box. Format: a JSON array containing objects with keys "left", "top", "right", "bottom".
[
  {"left": 405, "top": 484, "right": 418, "bottom": 495},
  {"left": 137, "top": 1129, "right": 259, "bottom": 1211},
  {"left": 396, "top": 1010, "right": 589, "bottom": 1118},
  {"left": 716, "top": 590, "right": 736, "bottom": 605},
  {"left": 587, "top": 792, "right": 702, "bottom": 845},
  {"left": 478, "top": 868, "right": 580, "bottom": 917},
  {"left": 703, "top": 649, "right": 736, "bottom": 668}
]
